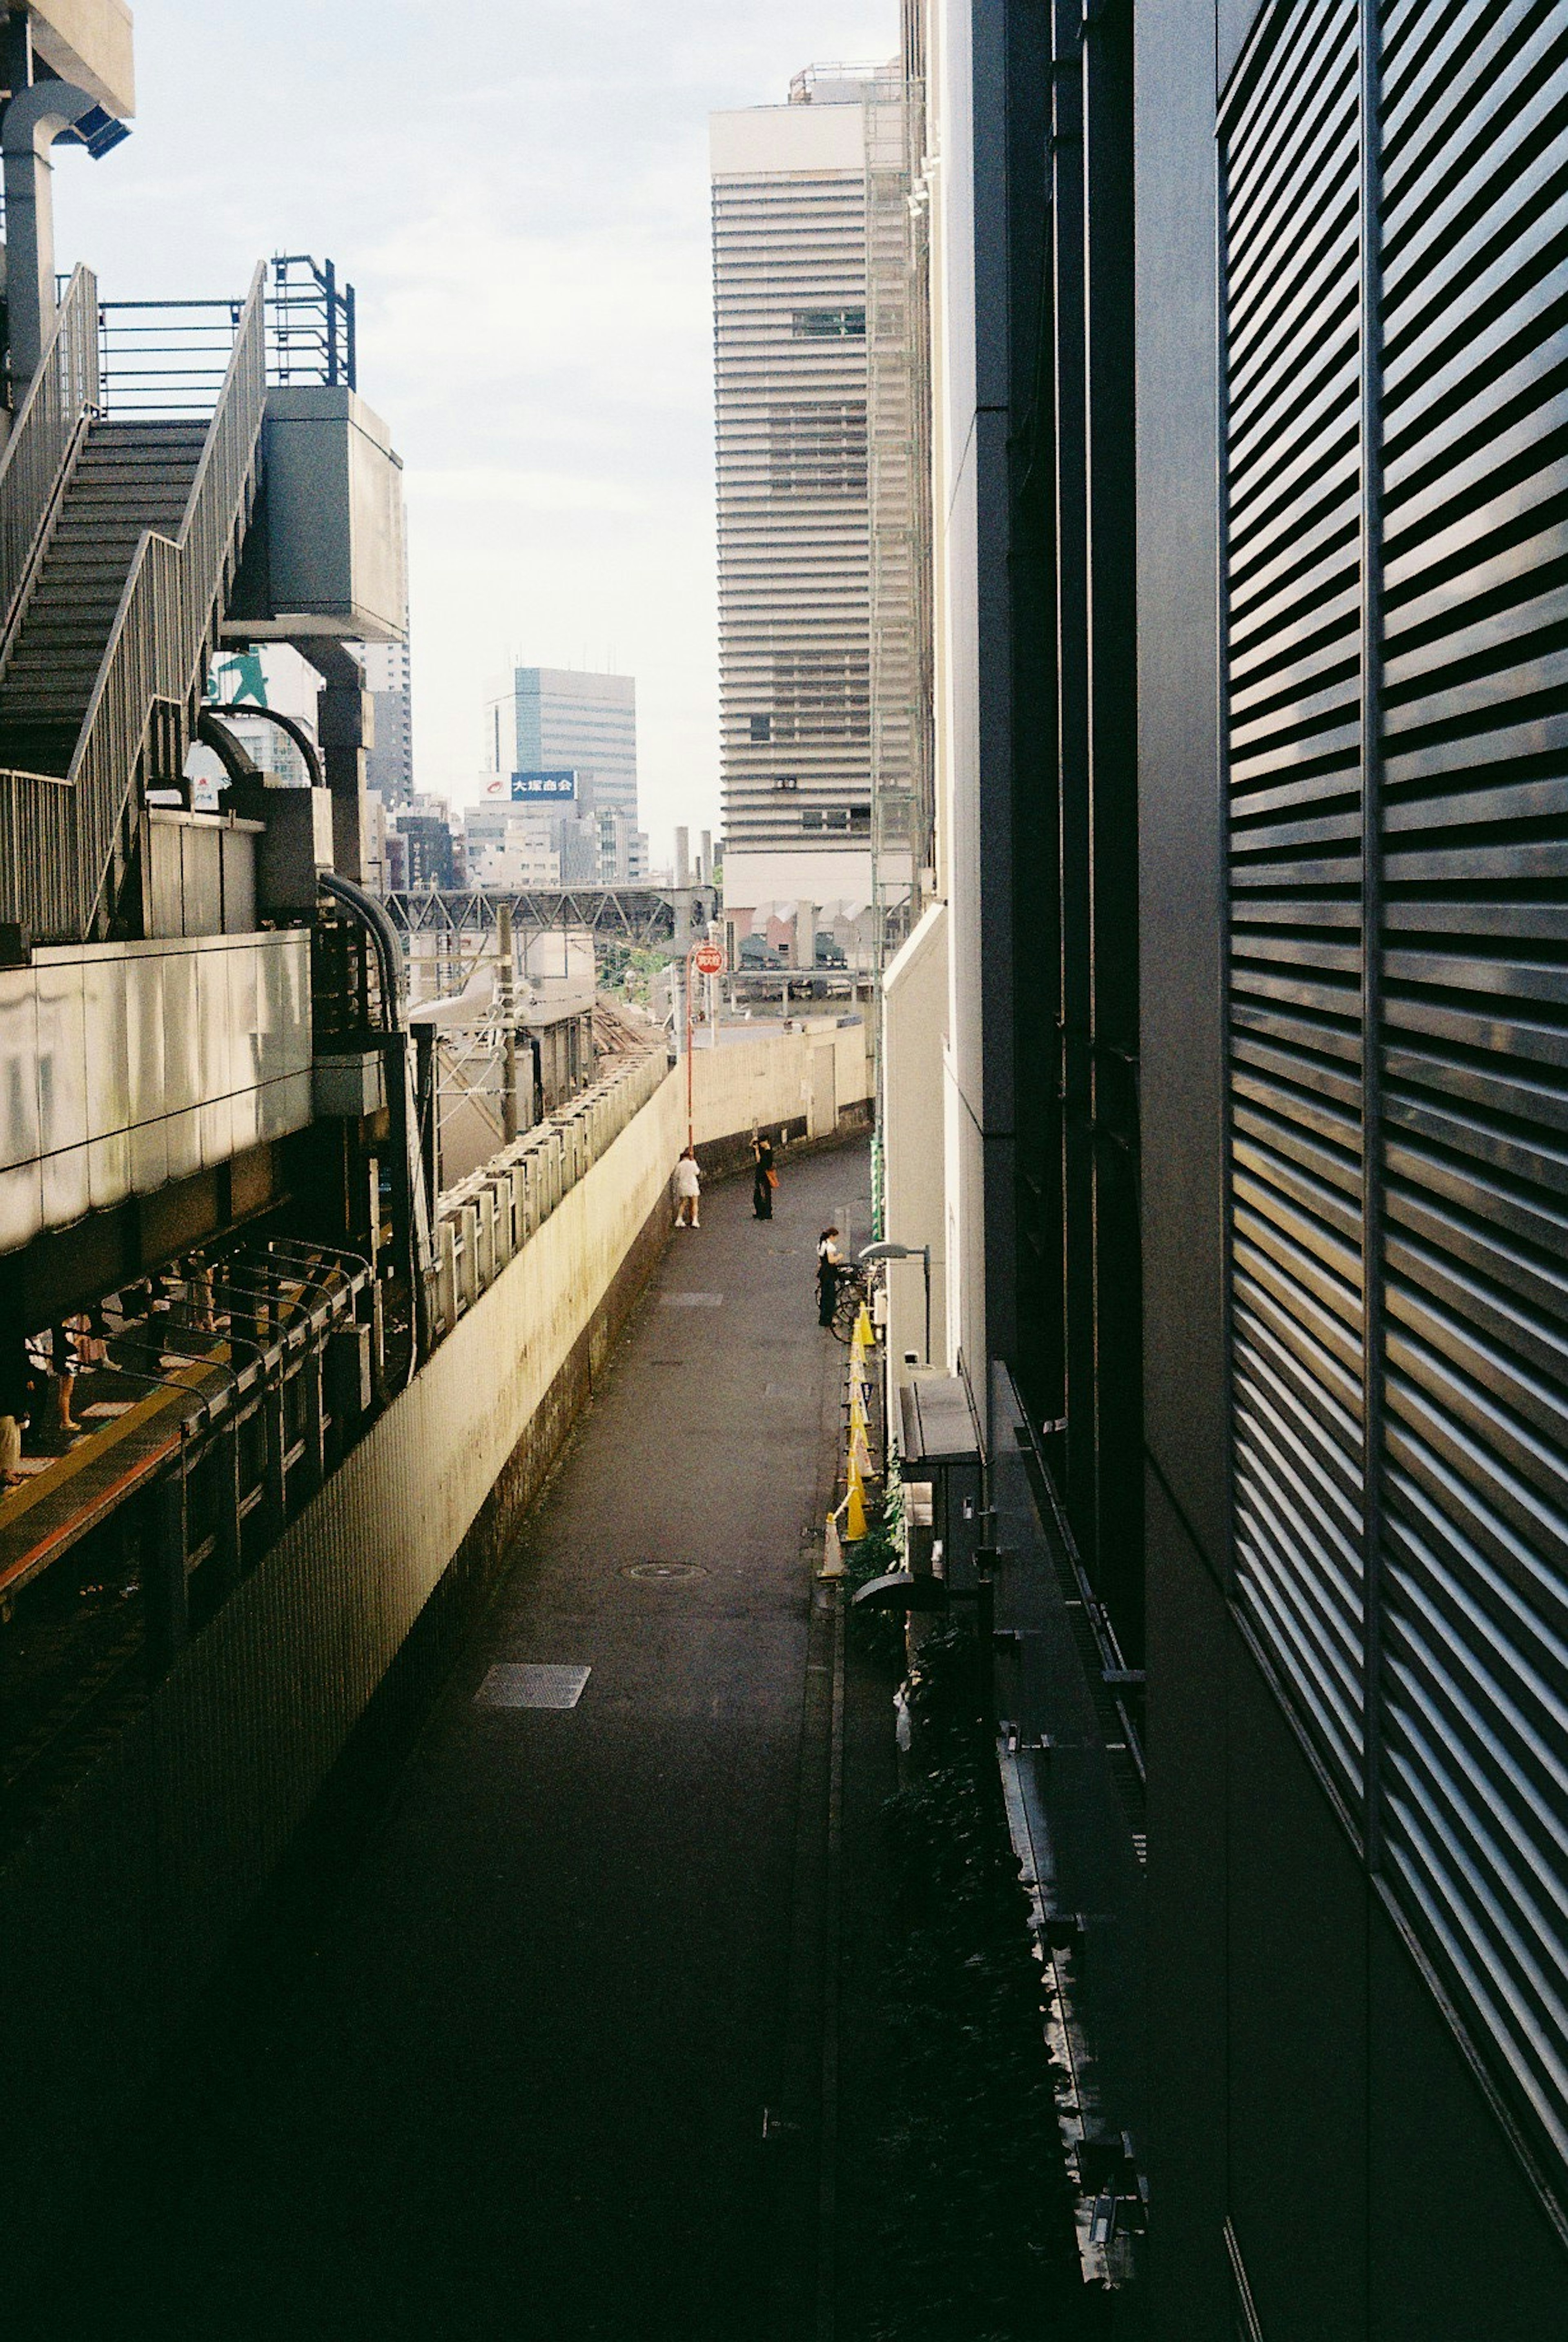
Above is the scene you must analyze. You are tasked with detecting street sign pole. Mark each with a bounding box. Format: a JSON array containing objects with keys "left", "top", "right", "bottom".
[{"left": 687, "top": 938, "right": 724, "bottom": 1146}]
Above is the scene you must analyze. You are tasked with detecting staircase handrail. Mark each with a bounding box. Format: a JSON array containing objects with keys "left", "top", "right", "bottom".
[
  {"left": 0, "top": 265, "right": 100, "bottom": 654},
  {"left": 67, "top": 261, "right": 268, "bottom": 940}
]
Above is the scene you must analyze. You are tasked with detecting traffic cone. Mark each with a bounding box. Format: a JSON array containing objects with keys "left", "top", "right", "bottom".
[
  {"left": 846, "top": 1468, "right": 868, "bottom": 1542},
  {"left": 855, "top": 1303, "right": 874, "bottom": 1348},
  {"left": 819, "top": 1512, "right": 845, "bottom": 1580}
]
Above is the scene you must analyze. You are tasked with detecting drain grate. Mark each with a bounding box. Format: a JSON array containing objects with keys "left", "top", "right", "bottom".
[
  {"left": 476, "top": 1664, "right": 591, "bottom": 1710},
  {"left": 622, "top": 1562, "right": 707, "bottom": 1584}
]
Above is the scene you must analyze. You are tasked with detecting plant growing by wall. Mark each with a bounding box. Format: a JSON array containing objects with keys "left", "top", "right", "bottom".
[{"left": 860, "top": 1624, "right": 1094, "bottom": 2342}]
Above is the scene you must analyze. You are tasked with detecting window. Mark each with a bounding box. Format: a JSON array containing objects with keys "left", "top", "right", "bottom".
[
  {"left": 801, "top": 809, "right": 824, "bottom": 831},
  {"left": 824, "top": 808, "right": 849, "bottom": 831},
  {"left": 768, "top": 401, "right": 868, "bottom": 497},
  {"left": 792, "top": 307, "right": 866, "bottom": 338},
  {"left": 849, "top": 806, "right": 871, "bottom": 833},
  {"left": 770, "top": 653, "right": 871, "bottom": 743},
  {"left": 750, "top": 713, "right": 772, "bottom": 744},
  {"left": 774, "top": 774, "right": 799, "bottom": 792}
]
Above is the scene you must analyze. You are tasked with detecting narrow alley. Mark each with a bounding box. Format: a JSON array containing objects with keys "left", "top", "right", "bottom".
[{"left": 54, "top": 1143, "right": 870, "bottom": 2342}]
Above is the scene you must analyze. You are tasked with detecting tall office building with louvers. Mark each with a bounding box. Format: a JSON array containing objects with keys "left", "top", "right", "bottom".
[{"left": 711, "top": 65, "right": 911, "bottom": 956}]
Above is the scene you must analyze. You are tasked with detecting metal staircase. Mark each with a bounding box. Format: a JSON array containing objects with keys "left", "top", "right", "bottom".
[
  {"left": 0, "top": 262, "right": 267, "bottom": 945},
  {"left": 0, "top": 421, "right": 208, "bottom": 776}
]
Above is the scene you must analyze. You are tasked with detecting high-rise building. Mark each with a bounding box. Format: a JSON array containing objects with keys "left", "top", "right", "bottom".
[
  {"left": 481, "top": 665, "right": 645, "bottom": 881},
  {"left": 710, "top": 64, "right": 910, "bottom": 958},
  {"left": 362, "top": 637, "right": 413, "bottom": 805}
]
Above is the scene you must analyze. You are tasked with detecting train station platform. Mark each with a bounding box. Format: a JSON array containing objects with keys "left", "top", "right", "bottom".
[{"left": 44, "top": 1139, "right": 871, "bottom": 2341}]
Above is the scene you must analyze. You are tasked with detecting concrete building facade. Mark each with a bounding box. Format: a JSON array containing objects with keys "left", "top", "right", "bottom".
[
  {"left": 482, "top": 665, "right": 646, "bottom": 883},
  {"left": 711, "top": 65, "right": 902, "bottom": 956},
  {"left": 362, "top": 636, "right": 412, "bottom": 805}
]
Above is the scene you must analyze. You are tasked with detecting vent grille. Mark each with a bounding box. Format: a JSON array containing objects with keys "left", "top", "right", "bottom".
[
  {"left": 1223, "top": 0, "right": 1568, "bottom": 2185},
  {"left": 1377, "top": 0, "right": 1568, "bottom": 2170},
  {"left": 1224, "top": 0, "right": 1366, "bottom": 1807},
  {"left": 768, "top": 399, "right": 868, "bottom": 496}
]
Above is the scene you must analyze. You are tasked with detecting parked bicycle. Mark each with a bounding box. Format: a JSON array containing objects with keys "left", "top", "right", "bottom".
[{"left": 830, "top": 1263, "right": 872, "bottom": 1342}]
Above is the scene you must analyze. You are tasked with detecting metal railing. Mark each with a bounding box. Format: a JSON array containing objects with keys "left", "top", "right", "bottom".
[
  {"left": 0, "top": 266, "right": 99, "bottom": 659},
  {"left": 0, "top": 264, "right": 267, "bottom": 942},
  {"left": 268, "top": 253, "right": 355, "bottom": 390},
  {"left": 430, "top": 1043, "right": 670, "bottom": 1338},
  {"left": 97, "top": 255, "right": 356, "bottom": 419},
  {"left": 77, "top": 260, "right": 267, "bottom": 937},
  {"left": 96, "top": 295, "right": 246, "bottom": 419}
]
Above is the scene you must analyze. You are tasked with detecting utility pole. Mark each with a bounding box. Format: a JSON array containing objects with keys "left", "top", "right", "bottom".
[{"left": 497, "top": 900, "right": 518, "bottom": 1141}]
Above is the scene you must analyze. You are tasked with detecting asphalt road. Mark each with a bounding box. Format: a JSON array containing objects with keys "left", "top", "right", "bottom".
[{"left": 55, "top": 1140, "right": 870, "bottom": 2342}]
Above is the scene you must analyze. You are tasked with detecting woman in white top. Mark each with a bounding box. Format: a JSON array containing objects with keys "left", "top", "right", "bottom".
[
  {"left": 674, "top": 1146, "right": 702, "bottom": 1228},
  {"left": 816, "top": 1227, "right": 844, "bottom": 1326}
]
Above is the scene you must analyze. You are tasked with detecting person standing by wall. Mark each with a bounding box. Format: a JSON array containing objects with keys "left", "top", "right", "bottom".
[
  {"left": 816, "top": 1226, "right": 844, "bottom": 1327},
  {"left": 752, "top": 1131, "right": 776, "bottom": 1221},
  {"left": 674, "top": 1145, "right": 703, "bottom": 1229},
  {"left": 0, "top": 1323, "right": 31, "bottom": 1490}
]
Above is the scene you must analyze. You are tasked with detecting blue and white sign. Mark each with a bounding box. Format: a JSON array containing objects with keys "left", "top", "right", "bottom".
[{"left": 512, "top": 768, "right": 578, "bottom": 802}]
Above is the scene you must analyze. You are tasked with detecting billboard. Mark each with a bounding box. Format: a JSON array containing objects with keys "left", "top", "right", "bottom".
[{"left": 511, "top": 768, "right": 577, "bottom": 802}]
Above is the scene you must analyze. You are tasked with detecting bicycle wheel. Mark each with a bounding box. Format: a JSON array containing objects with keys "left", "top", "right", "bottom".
[{"left": 831, "top": 1279, "right": 861, "bottom": 1341}]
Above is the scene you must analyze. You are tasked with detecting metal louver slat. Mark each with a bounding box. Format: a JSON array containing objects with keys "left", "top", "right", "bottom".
[
  {"left": 1379, "top": 0, "right": 1568, "bottom": 2174},
  {"left": 1225, "top": 0, "right": 1568, "bottom": 2195},
  {"left": 1224, "top": 0, "right": 1366, "bottom": 1811}
]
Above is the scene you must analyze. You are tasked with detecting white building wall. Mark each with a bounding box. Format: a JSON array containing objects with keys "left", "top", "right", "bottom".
[{"left": 882, "top": 900, "right": 949, "bottom": 1371}]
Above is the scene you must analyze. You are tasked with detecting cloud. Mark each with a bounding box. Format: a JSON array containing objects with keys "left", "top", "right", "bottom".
[{"left": 56, "top": 0, "right": 898, "bottom": 862}]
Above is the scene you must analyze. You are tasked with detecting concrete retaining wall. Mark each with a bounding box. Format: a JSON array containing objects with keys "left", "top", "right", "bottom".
[{"left": 1, "top": 1023, "right": 871, "bottom": 2264}]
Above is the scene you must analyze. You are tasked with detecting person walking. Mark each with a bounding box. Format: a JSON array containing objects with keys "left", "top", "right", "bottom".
[
  {"left": 816, "top": 1226, "right": 844, "bottom": 1327},
  {"left": 752, "top": 1131, "right": 776, "bottom": 1221},
  {"left": 674, "top": 1145, "right": 703, "bottom": 1229}
]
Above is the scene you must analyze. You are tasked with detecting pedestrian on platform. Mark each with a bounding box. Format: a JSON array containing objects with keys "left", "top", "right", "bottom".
[
  {"left": 817, "top": 1226, "right": 844, "bottom": 1327},
  {"left": 0, "top": 1323, "right": 31, "bottom": 1490},
  {"left": 752, "top": 1131, "right": 777, "bottom": 1221},
  {"left": 50, "top": 1322, "right": 80, "bottom": 1435},
  {"left": 674, "top": 1145, "right": 702, "bottom": 1229}
]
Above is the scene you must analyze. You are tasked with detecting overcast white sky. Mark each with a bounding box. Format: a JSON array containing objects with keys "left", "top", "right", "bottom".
[{"left": 57, "top": 0, "right": 897, "bottom": 865}]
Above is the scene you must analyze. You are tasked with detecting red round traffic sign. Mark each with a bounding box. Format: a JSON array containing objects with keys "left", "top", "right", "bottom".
[{"left": 693, "top": 942, "right": 724, "bottom": 975}]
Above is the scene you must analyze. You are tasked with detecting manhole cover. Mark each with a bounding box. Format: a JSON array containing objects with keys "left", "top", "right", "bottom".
[{"left": 622, "top": 1561, "right": 707, "bottom": 1584}]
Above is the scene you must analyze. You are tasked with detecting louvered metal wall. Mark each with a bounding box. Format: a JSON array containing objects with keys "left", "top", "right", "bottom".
[
  {"left": 1225, "top": 0, "right": 1367, "bottom": 1807},
  {"left": 1223, "top": 0, "right": 1568, "bottom": 2180}
]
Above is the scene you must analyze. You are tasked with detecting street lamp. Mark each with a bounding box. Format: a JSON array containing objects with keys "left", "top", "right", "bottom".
[{"left": 859, "top": 1239, "right": 931, "bottom": 1366}]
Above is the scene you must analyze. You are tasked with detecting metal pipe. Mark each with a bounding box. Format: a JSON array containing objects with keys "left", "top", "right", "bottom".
[{"left": 319, "top": 871, "right": 433, "bottom": 1377}]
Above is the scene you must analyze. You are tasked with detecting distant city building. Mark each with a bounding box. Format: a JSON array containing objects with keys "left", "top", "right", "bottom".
[
  {"left": 361, "top": 637, "right": 413, "bottom": 805},
  {"left": 482, "top": 665, "right": 648, "bottom": 883},
  {"left": 395, "top": 808, "right": 456, "bottom": 891},
  {"left": 462, "top": 802, "right": 561, "bottom": 889},
  {"left": 710, "top": 64, "right": 904, "bottom": 960}
]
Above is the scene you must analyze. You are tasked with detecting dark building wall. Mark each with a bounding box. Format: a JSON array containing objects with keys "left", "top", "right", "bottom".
[
  {"left": 1138, "top": 0, "right": 1568, "bottom": 2332},
  {"left": 939, "top": 0, "right": 1143, "bottom": 1650}
]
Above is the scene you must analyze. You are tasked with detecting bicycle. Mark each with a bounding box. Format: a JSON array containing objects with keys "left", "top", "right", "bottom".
[{"left": 830, "top": 1263, "right": 871, "bottom": 1341}]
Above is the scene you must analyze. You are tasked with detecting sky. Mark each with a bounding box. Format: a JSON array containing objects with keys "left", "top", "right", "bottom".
[{"left": 55, "top": 0, "right": 898, "bottom": 869}]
